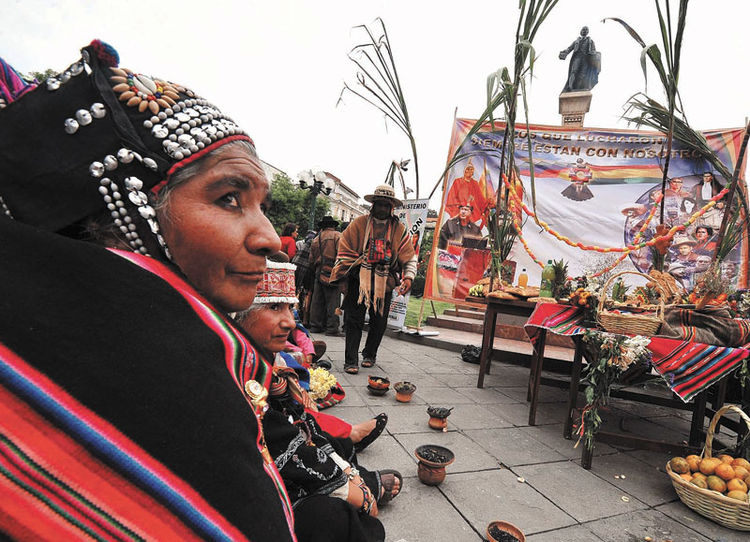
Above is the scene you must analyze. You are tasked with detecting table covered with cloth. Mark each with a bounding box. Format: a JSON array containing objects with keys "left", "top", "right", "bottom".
[{"left": 524, "top": 302, "right": 750, "bottom": 402}]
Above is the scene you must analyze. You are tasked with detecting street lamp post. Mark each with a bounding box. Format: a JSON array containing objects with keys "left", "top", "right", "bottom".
[{"left": 297, "top": 169, "right": 334, "bottom": 232}]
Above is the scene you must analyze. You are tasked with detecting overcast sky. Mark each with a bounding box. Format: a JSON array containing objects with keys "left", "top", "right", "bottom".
[{"left": 2, "top": 0, "right": 747, "bottom": 206}]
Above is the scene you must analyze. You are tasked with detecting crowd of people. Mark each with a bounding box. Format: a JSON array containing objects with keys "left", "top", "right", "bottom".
[{"left": 0, "top": 40, "right": 405, "bottom": 542}]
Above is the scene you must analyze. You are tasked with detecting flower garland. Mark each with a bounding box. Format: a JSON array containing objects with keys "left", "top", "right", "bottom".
[
  {"left": 501, "top": 173, "right": 728, "bottom": 256},
  {"left": 575, "top": 330, "right": 652, "bottom": 451}
]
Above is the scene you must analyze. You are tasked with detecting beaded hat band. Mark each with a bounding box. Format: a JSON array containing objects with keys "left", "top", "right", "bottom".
[
  {"left": 255, "top": 261, "right": 298, "bottom": 304},
  {"left": 0, "top": 40, "right": 253, "bottom": 259}
]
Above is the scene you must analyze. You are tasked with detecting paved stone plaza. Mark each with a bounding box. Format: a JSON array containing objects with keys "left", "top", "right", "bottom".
[{"left": 313, "top": 332, "right": 746, "bottom": 542}]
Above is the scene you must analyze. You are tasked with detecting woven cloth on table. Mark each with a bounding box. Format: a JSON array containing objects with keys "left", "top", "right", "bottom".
[{"left": 524, "top": 302, "right": 750, "bottom": 403}]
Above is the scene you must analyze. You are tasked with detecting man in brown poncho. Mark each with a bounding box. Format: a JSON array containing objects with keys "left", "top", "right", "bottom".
[{"left": 329, "top": 185, "right": 417, "bottom": 373}]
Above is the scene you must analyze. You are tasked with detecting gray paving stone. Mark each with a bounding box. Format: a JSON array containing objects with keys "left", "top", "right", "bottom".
[
  {"left": 585, "top": 508, "right": 713, "bottom": 542},
  {"left": 518, "top": 423, "right": 617, "bottom": 460},
  {"left": 464, "top": 427, "right": 568, "bottom": 466},
  {"left": 378, "top": 480, "right": 481, "bottom": 542},
  {"left": 501, "top": 385, "right": 578, "bottom": 404},
  {"left": 356, "top": 434, "right": 417, "bottom": 476},
  {"left": 514, "top": 461, "right": 647, "bottom": 522},
  {"left": 395, "top": 431, "right": 501, "bottom": 473},
  {"left": 585, "top": 449, "right": 677, "bottom": 506},
  {"left": 442, "top": 404, "right": 515, "bottom": 431},
  {"left": 454, "top": 386, "right": 519, "bottom": 404},
  {"left": 414, "top": 386, "right": 476, "bottom": 405},
  {"left": 526, "top": 524, "right": 605, "bottom": 541},
  {"left": 377, "top": 404, "right": 443, "bottom": 434},
  {"left": 656, "top": 501, "right": 750, "bottom": 542},
  {"left": 486, "top": 401, "right": 569, "bottom": 427},
  {"left": 440, "top": 470, "right": 577, "bottom": 535},
  {"left": 430, "top": 373, "right": 508, "bottom": 387}
]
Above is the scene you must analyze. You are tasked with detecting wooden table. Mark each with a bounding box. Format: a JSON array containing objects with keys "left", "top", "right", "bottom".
[
  {"left": 472, "top": 296, "right": 537, "bottom": 389},
  {"left": 529, "top": 322, "right": 726, "bottom": 469}
]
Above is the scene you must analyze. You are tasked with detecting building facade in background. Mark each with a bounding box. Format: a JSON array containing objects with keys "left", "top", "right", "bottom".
[{"left": 324, "top": 172, "right": 368, "bottom": 223}]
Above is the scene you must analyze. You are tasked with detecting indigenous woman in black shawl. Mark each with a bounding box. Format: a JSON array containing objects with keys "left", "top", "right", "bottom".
[
  {"left": 238, "top": 261, "right": 403, "bottom": 542},
  {"left": 0, "top": 41, "right": 295, "bottom": 540}
]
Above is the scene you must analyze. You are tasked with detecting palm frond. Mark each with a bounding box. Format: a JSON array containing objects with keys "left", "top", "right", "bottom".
[{"left": 341, "top": 19, "right": 420, "bottom": 197}]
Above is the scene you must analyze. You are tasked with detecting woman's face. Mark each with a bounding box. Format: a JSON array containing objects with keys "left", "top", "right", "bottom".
[
  {"left": 157, "top": 145, "right": 280, "bottom": 312},
  {"left": 242, "top": 303, "right": 296, "bottom": 353},
  {"left": 683, "top": 200, "right": 695, "bottom": 213}
]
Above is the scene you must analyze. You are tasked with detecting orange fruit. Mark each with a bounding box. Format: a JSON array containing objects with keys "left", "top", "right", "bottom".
[
  {"left": 685, "top": 455, "right": 701, "bottom": 472},
  {"left": 679, "top": 473, "right": 693, "bottom": 482},
  {"left": 715, "top": 463, "right": 735, "bottom": 481},
  {"left": 731, "top": 458, "right": 750, "bottom": 470},
  {"left": 706, "top": 475, "right": 727, "bottom": 493},
  {"left": 692, "top": 472, "right": 707, "bottom": 481},
  {"left": 699, "top": 457, "right": 721, "bottom": 475},
  {"left": 669, "top": 457, "right": 690, "bottom": 474},
  {"left": 734, "top": 466, "right": 750, "bottom": 480},
  {"left": 726, "top": 478, "right": 748, "bottom": 493},
  {"left": 690, "top": 477, "right": 708, "bottom": 489},
  {"left": 726, "top": 490, "right": 749, "bottom": 502},
  {"left": 718, "top": 454, "right": 734, "bottom": 464}
]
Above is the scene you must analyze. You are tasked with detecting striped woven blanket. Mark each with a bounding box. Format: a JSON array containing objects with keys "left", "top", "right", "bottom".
[{"left": 525, "top": 302, "right": 750, "bottom": 402}]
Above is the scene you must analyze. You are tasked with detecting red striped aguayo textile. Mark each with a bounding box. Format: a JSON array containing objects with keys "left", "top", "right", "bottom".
[
  {"left": 525, "top": 302, "right": 750, "bottom": 403},
  {"left": 0, "top": 241, "right": 296, "bottom": 540}
]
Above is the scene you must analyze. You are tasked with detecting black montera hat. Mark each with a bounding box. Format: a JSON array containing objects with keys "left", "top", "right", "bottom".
[
  {"left": 0, "top": 40, "right": 253, "bottom": 258},
  {"left": 317, "top": 215, "right": 339, "bottom": 229}
]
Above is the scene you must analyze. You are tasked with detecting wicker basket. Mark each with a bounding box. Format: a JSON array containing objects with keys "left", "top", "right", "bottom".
[
  {"left": 666, "top": 404, "right": 750, "bottom": 530},
  {"left": 596, "top": 271, "right": 664, "bottom": 336}
]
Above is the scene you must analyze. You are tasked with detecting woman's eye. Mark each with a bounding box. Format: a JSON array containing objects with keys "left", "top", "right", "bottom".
[{"left": 218, "top": 192, "right": 240, "bottom": 208}]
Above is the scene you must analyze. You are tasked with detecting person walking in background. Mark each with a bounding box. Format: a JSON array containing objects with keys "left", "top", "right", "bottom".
[
  {"left": 279, "top": 222, "right": 298, "bottom": 259},
  {"left": 309, "top": 215, "right": 343, "bottom": 335},
  {"left": 330, "top": 185, "right": 417, "bottom": 374}
]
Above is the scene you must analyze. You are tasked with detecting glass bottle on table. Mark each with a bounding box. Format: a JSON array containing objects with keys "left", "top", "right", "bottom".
[{"left": 517, "top": 268, "right": 528, "bottom": 288}]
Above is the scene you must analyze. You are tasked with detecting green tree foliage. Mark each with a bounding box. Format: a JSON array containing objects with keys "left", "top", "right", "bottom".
[
  {"left": 267, "top": 173, "right": 330, "bottom": 235},
  {"left": 23, "top": 69, "right": 56, "bottom": 83}
]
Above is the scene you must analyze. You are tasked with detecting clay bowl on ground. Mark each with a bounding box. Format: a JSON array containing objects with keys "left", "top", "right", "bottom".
[
  {"left": 414, "top": 444, "right": 455, "bottom": 486},
  {"left": 427, "top": 405, "right": 453, "bottom": 429},
  {"left": 414, "top": 444, "right": 455, "bottom": 468},
  {"left": 394, "top": 381, "right": 416, "bottom": 402},
  {"left": 367, "top": 375, "right": 390, "bottom": 390},
  {"left": 486, "top": 520, "right": 525, "bottom": 542},
  {"left": 366, "top": 384, "right": 389, "bottom": 397}
]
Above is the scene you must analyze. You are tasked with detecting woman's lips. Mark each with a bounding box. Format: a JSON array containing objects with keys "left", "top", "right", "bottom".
[{"left": 230, "top": 270, "right": 264, "bottom": 281}]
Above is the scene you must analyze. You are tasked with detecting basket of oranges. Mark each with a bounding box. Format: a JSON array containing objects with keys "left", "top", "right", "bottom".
[{"left": 666, "top": 404, "right": 750, "bottom": 530}]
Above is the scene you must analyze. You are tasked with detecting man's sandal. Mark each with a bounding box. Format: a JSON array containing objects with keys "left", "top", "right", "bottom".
[
  {"left": 344, "top": 365, "right": 359, "bottom": 374},
  {"left": 377, "top": 469, "right": 403, "bottom": 505},
  {"left": 353, "top": 413, "right": 388, "bottom": 453},
  {"left": 361, "top": 357, "right": 375, "bottom": 368}
]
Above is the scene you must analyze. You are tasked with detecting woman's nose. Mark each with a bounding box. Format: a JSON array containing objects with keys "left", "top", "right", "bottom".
[{"left": 246, "top": 213, "right": 281, "bottom": 256}]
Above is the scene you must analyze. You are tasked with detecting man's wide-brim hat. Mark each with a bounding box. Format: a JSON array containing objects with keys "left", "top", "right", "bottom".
[
  {"left": 255, "top": 261, "right": 298, "bottom": 304},
  {"left": 0, "top": 40, "right": 252, "bottom": 258},
  {"left": 364, "top": 184, "right": 403, "bottom": 207},
  {"left": 673, "top": 235, "right": 696, "bottom": 247},
  {"left": 317, "top": 215, "right": 339, "bottom": 229}
]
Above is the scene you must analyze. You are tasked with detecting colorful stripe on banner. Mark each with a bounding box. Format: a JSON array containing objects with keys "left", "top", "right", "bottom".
[
  {"left": 649, "top": 337, "right": 749, "bottom": 403},
  {"left": 0, "top": 344, "right": 240, "bottom": 541},
  {"left": 111, "top": 249, "right": 296, "bottom": 533}
]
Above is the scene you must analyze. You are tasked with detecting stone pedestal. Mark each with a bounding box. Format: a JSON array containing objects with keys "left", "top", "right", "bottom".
[{"left": 559, "top": 90, "right": 592, "bottom": 127}]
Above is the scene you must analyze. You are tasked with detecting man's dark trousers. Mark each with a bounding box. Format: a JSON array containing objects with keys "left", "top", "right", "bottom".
[{"left": 342, "top": 267, "right": 393, "bottom": 368}]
